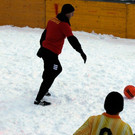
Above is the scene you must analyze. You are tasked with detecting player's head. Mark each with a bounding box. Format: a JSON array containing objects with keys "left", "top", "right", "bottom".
[
  {"left": 61, "top": 4, "right": 75, "bottom": 19},
  {"left": 104, "top": 91, "right": 124, "bottom": 115}
]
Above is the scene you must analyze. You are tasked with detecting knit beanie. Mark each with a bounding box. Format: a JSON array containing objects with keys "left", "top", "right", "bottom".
[
  {"left": 61, "top": 4, "right": 75, "bottom": 14},
  {"left": 104, "top": 91, "right": 124, "bottom": 115}
]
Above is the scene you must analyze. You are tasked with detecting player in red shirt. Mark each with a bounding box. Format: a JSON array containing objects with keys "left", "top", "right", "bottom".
[{"left": 34, "top": 4, "right": 87, "bottom": 106}]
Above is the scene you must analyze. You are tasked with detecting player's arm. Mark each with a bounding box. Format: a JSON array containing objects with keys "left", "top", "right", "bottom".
[
  {"left": 67, "top": 36, "right": 87, "bottom": 63},
  {"left": 124, "top": 125, "right": 134, "bottom": 135},
  {"left": 73, "top": 117, "right": 93, "bottom": 135},
  {"left": 60, "top": 23, "right": 87, "bottom": 63},
  {"left": 37, "top": 29, "right": 47, "bottom": 58},
  {"left": 40, "top": 29, "right": 47, "bottom": 47}
]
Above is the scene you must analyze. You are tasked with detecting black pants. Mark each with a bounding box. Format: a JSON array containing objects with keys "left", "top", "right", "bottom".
[{"left": 36, "top": 49, "right": 62, "bottom": 101}]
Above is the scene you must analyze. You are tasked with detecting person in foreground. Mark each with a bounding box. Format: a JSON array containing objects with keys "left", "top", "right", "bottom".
[
  {"left": 34, "top": 4, "right": 87, "bottom": 106},
  {"left": 73, "top": 91, "right": 133, "bottom": 135}
]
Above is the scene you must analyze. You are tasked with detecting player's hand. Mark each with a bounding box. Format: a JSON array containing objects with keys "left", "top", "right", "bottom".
[{"left": 81, "top": 52, "right": 87, "bottom": 63}]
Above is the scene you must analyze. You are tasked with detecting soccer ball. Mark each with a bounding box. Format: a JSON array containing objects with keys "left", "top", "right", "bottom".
[{"left": 124, "top": 85, "right": 135, "bottom": 99}]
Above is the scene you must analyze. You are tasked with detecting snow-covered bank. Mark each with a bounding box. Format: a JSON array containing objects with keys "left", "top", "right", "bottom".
[{"left": 0, "top": 25, "right": 135, "bottom": 135}]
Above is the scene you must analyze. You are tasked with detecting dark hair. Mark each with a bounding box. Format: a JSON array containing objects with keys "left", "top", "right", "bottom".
[{"left": 104, "top": 91, "right": 124, "bottom": 115}]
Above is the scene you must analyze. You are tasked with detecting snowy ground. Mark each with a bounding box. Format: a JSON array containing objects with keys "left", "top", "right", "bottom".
[{"left": 0, "top": 25, "right": 135, "bottom": 135}]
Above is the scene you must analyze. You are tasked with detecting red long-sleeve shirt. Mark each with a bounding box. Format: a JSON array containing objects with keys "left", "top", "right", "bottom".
[{"left": 42, "top": 17, "right": 73, "bottom": 55}]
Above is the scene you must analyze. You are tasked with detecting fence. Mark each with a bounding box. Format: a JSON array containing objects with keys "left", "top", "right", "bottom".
[{"left": 0, "top": 0, "right": 135, "bottom": 38}]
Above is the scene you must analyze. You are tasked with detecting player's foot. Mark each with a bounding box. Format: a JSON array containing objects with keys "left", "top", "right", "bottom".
[
  {"left": 34, "top": 100, "right": 51, "bottom": 106},
  {"left": 46, "top": 92, "right": 51, "bottom": 96}
]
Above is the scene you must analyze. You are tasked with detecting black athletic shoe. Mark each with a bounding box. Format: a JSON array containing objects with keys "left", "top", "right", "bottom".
[
  {"left": 46, "top": 92, "right": 51, "bottom": 96},
  {"left": 34, "top": 100, "right": 51, "bottom": 106}
]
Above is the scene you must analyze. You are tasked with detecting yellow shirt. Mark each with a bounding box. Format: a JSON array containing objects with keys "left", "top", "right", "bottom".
[{"left": 73, "top": 113, "right": 133, "bottom": 135}]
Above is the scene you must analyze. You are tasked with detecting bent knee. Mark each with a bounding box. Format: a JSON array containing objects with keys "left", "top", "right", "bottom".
[
  {"left": 53, "top": 64, "right": 62, "bottom": 73},
  {"left": 58, "top": 66, "right": 62, "bottom": 74}
]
